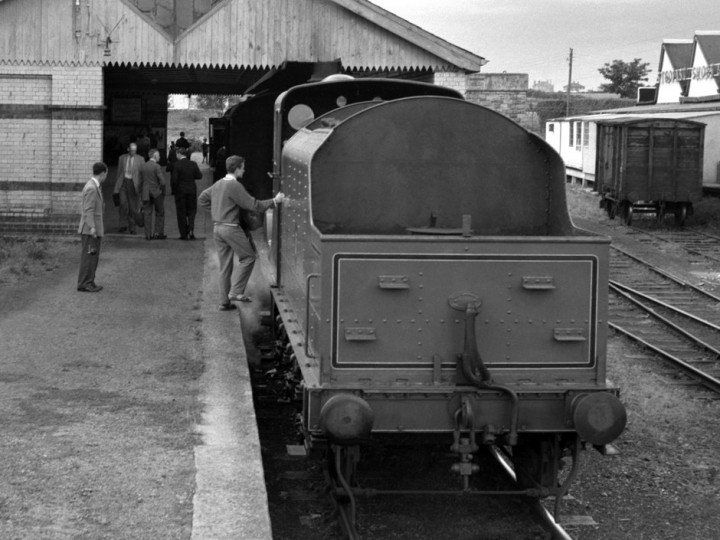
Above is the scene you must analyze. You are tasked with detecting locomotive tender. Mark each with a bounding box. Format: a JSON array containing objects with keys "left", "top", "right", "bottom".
[{"left": 254, "top": 77, "right": 626, "bottom": 515}]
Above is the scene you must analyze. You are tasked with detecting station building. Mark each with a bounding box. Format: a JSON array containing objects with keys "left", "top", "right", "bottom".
[
  {"left": 0, "top": 0, "right": 492, "bottom": 233},
  {"left": 546, "top": 31, "right": 720, "bottom": 191}
]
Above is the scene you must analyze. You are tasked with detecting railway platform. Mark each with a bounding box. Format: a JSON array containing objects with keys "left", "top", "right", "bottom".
[
  {"left": 0, "top": 153, "right": 272, "bottom": 539},
  {"left": 191, "top": 234, "right": 272, "bottom": 539}
]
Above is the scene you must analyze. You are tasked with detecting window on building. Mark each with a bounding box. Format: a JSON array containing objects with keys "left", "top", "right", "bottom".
[
  {"left": 582, "top": 122, "right": 590, "bottom": 147},
  {"left": 575, "top": 122, "right": 582, "bottom": 150},
  {"left": 548, "top": 123, "right": 555, "bottom": 133},
  {"left": 568, "top": 122, "right": 575, "bottom": 147}
]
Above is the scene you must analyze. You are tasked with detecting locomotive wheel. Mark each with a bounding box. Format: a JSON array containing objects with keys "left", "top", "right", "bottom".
[
  {"left": 511, "top": 434, "right": 559, "bottom": 491},
  {"left": 674, "top": 203, "right": 688, "bottom": 227},
  {"left": 655, "top": 203, "right": 665, "bottom": 226}
]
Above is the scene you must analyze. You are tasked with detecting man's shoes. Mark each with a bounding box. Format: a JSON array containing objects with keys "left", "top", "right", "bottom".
[
  {"left": 128, "top": 230, "right": 136, "bottom": 235},
  {"left": 118, "top": 227, "right": 127, "bottom": 233},
  {"left": 218, "top": 303, "right": 237, "bottom": 311},
  {"left": 228, "top": 295, "right": 252, "bottom": 303},
  {"left": 145, "top": 236, "right": 152, "bottom": 241},
  {"left": 78, "top": 284, "right": 102, "bottom": 292},
  {"left": 179, "top": 236, "right": 188, "bottom": 240},
  {"left": 154, "top": 234, "right": 167, "bottom": 240},
  {"left": 188, "top": 232, "right": 196, "bottom": 240}
]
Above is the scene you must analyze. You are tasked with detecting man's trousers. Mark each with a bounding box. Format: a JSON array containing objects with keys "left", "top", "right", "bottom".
[
  {"left": 213, "top": 224, "right": 255, "bottom": 302},
  {"left": 142, "top": 194, "right": 165, "bottom": 239},
  {"left": 77, "top": 235, "right": 102, "bottom": 289},
  {"left": 118, "top": 178, "right": 140, "bottom": 233},
  {"left": 174, "top": 193, "right": 197, "bottom": 238}
]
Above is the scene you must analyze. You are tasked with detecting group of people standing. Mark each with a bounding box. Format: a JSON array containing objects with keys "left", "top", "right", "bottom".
[
  {"left": 78, "top": 132, "right": 285, "bottom": 311},
  {"left": 114, "top": 131, "right": 202, "bottom": 241}
]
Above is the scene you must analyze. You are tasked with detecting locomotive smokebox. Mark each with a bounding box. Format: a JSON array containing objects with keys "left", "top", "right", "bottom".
[
  {"left": 319, "top": 394, "right": 374, "bottom": 444},
  {"left": 572, "top": 392, "right": 627, "bottom": 445}
]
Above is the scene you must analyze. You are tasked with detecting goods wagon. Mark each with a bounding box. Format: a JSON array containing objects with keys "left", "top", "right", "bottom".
[{"left": 596, "top": 117, "right": 704, "bottom": 225}]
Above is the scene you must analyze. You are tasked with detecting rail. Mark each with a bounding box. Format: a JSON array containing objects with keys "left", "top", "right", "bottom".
[
  {"left": 608, "top": 246, "right": 720, "bottom": 394},
  {"left": 488, "top": 447, "right": 575, "bottom": 540}
]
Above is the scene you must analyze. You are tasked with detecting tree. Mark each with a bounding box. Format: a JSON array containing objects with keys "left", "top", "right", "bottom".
[
  {"left": 598, "top": 58, "right": 651, "bottom": 98},
  {"left": 563, "top": 81, "right": 585, "bottom": 93},
  {"left": 195, "top": 95, "right": 229, "bottom": 110}
]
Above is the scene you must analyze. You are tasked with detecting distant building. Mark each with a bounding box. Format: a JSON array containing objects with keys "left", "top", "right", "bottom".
[
  {"left": 655, "top": 31, "right": 720, "bottom": 104},
  {"left": 168, "top": 95, "right": 192, "bottom": 110},
  {"left": 533, "top": 80, "right": 554, "bottom": 93},
  {"left": 656, "top": 39, "right": 694, "bottom": 103}
]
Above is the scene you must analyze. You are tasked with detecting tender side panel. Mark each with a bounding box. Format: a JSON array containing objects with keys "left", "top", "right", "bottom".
[{"left": 279, "top": 131, "right": 327, "bottom": 333}]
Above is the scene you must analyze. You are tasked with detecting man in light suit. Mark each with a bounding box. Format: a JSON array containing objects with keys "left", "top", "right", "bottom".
[
  {"left": 114, "top": 142, "right": 142, "bottom": 234},
  {"left": 139, "top": 148, "right": 167, "bottom": 240},
  {"left": 77, "top": 162, "right": 108, "bottom": 292}
]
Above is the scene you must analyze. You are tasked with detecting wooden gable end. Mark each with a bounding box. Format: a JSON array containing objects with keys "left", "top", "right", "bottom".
[
  {"left": 174, "top": 0, "right": 464, "bottom": 69},
  {"left": 0, "top": 0, "right": 173, "bottom": 65},
  {"left": 0, "top": 0, "right": 483, "bottom": 71}
]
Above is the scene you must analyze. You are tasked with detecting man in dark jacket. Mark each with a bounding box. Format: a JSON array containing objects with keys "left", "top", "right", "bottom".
[
  {"left": 166, "top": 141, "right": 177, "bottom": 172},
  {"left": 175, "top": 132, "right": 190, "bottom": 152},
  {"left": 171, "top": 148, "right": 203, "bottom": 240},
  {"left": 139, "top": 148, "right": 167, "bottom": 240}
]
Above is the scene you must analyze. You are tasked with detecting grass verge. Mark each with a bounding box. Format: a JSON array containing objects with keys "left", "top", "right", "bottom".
[{"left": 0, "top": 236, "right": 76, "bottom": 287}]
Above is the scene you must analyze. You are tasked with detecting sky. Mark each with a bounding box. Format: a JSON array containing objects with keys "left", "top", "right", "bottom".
[{"left": 371, "top": 0, "right": 720, "bottom": 91}]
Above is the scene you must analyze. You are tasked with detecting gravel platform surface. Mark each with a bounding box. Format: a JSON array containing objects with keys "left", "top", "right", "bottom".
[
  {"left": 560, "top": 193, "right": 720, "bottom": 539},
  {"left": 0, "top": 233, "right": 206, "bottom": 539}
]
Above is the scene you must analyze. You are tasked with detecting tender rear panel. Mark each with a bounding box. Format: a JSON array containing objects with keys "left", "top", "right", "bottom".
[{"left": 333, "top": 253, "right": 598, "bottom": 370}]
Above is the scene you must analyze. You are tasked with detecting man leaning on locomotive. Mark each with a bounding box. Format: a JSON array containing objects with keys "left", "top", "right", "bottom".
[{"left": 198, "top": 155, "right": 284, "bottom": 311}]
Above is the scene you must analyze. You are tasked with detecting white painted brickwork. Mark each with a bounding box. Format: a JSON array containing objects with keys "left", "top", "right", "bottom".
[
  {"left": 0, "top": 62, "right": 103, "bottom": 230},
  {"left": 0, "top": 74, "right": 51, "bottom": 104},
  {"left": 433, "top": 71, "right": 468, "bottom": 96},
  {"left": 0, "top": 118, "right": 51, "bottom": 181}
]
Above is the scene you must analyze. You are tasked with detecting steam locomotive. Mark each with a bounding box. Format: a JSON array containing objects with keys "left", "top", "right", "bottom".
[{"left": 221, "top": 76, "right": 626, "bottom": 523}]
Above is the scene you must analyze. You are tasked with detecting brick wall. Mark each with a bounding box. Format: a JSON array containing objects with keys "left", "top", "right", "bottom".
[
  {"left": 465, "top": 73, "right": 538, "bottom": 130},
  {"left": 0, "top": 62, "right": 103, "bottom": 233},
  {"left": 432, "top": 71, "right": 540, "bottom": 131},
  {"left": 433, "top": 71, "right": 468, "bottom": 95}
]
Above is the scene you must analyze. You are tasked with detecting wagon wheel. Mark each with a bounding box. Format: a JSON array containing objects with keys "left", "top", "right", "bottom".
[
  {"left": 620, "top": 203, "right": 633, "bottom": 226},
  {"left": 655, "top": 203, "right": 666, "bottom": 226},
  {"left": 674, "top": 203, "right": 688, "bottom": 227}
]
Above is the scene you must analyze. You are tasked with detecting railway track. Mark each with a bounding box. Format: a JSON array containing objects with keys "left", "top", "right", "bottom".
[
  {"left": 251, "top": 353, "right": 576, "bottom": 539},
  {"left": 626, "top": 225, "right": 720, "bottom": 264},
  {"left": 608, "top": 246, "right": 720, "bottom": 393}
]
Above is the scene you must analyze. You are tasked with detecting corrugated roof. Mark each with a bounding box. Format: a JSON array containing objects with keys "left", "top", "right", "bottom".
[
  {"left": 594, "top": 115, "right": 706, "bottom": 127},
  {"left": 552, "top": 110, "right": 720, "bottom": 123}
]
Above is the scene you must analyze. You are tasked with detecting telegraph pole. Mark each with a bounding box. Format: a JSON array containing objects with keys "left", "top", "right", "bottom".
[{"left": 566, "top": 48, "right": 573, "bottom": 117}]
